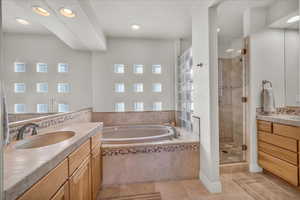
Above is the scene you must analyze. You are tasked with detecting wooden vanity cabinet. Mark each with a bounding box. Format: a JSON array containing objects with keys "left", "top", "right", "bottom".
[
  {"left": 91, "top": 145, "right": 102, "bottom": 200},
  {"left": 257, "top": 120, "right": 300, "bottom": 187},
  {"left": 69, "top": 157, "right": 92, "bottom": 200},
  {"left": 17, "top": 131, "right": 103, "bottom": 200}
]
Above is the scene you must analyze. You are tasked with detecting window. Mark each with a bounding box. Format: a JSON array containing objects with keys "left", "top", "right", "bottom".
[
  {"left": 14, "top": 104, "right": 25, "bottom": 113},
  {"left": 57, "top": 83, "right": 70, "bottom": 93},
  {"left": 58, "top": 104, "right": 69, "bottom": 112},
  {"left": 36, "top": 83, "right": 48, "bottom": 93},
  {"left": 37, "top": 104, "right": 48, "bottom": 113},
  {"left": 114, "top": 64, "right": 125, "bottom": 74},
  {"left": 58, "top": 63, "right": 69, "bottom": 73},
  {"left": 115, "top": 83, "right": 125, "bottom": 93},
  {"left": 36, "top": 63, "right": 48, "bottom": 72},
  {"left": 134, "top": 102, "right": 144, "bottom": 111},
  {"left": 153, "top": 102, "right": 162, "bottom": 111},
  {"left": 133, "top": 83, "right": 143, "bottom": 93},
  {"left": 152, "top": 64, "right": 162, "bottom": 74},
  {"left": 14, "top": 83, "right": 26, "bottom": 93},
  {"left": 14, "top": 62, "right": 26, "bottom": 72},
  {"left": 152, "top": 83, "right": 162, "bottom": 92},
  {"left": 133, "top": 64, "right": 143, "bottom": 74},
  {"left": 115, "top": 102, "right": 125, "bottom": 112}
]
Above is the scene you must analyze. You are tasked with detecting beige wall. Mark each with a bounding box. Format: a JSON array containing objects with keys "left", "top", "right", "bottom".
[
  {"left": 2, "top": 33, "right": 93, "bottom": 113},
  {"left": 92, "top": 38, "right": 175, "bottom": 112}
]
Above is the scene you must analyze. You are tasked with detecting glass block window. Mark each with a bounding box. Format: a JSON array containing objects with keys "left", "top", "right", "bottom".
[
  {"left": 58, "top": 104, "right": 70, "bottom": 112},
  {"left": 114, "top": 64, "right": 125, "bottom": 74},
  {"left": 133, "top": 83, "right": 143, "bottom": 93},
  {"left": 153, "top": 102, "right": 162, "bottom": 111},
  {"left": 152, "top": 64, "right": 162, "bottom": 74},
  {"left": 58, "top": 63, "right": 69, "bottom": 73},
  {"left": 133, "top": 64, "right": 143, "bottom": 74},
  {"left": 134, "top": 102, "right": 144, "bottom": 112},
  {"left": 36, "top": 83, "right": 48, "bottom": 93},
  {"left": 115, "top": 83, "right": 125, "bottom": 93},
  {"left": 152, "top": 83, "right": 162, "bottom": 92},
  {"left": 14, "top": 62, "right": 26, "bottom": 72},
  {"left": 57, "top": 83, "right": 70, "bottom": 93},
  {"left": 14, "top": 83, "right": 26, "bottom": 93},
  {"left": 37, "top": 104, "right": 48, "bottom": 113},
  {"left": 36, "top": 63, "right": 48, "bottom": 72},
  {"left": 14, "top": 104, "right": 25, "bottom": 113},
  {"left": 115, "top": 102, "right": 125, "bottom": 112}
]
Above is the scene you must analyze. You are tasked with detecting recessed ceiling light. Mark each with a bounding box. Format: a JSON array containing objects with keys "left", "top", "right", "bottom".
[
  {"left": 217, "top": 28, "right": 221, "bottom": 33},
  {"left": 226, "top": 49, "right": 235, "bottom": 53},
  {"left": 16, "top": 18, "right": 30, "bottom": 25},
  {"left": 287, "top": 15, "right": 300, "bottom": 24},
  {"left": 32, "top": 6, "right": 50, "bottom": 16},
  {"left": 131, "top": 24, "right": 141, "bottom": 31},
  {"left": 60, "top": 8, "right": 76, "bottom": 18}
]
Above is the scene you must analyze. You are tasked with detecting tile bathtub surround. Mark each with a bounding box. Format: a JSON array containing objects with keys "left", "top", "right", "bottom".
[
  {"left": 92, "top": 111, "right": 175, "bottom": 126},
  {"left": 98, "top": 172, "right": 300, "bottom": 200},
  {"left": 102, "top": 142, "right": 199, "bottom": 185},
  {"left": 8, "top": 108, "right": 92, "bottom": 140}
]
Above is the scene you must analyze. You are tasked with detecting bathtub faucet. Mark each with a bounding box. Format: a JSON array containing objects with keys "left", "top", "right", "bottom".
[{"left": 170, "top": 126, "right": 179, "bottom": 138}]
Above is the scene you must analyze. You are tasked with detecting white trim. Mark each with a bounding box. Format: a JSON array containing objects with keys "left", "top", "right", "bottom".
[
  {"left": 249, "top": 163, "right": 262, "bottom": 173},
  {"left": 200, "top": 172, "right": 222, "bottom": 193}
]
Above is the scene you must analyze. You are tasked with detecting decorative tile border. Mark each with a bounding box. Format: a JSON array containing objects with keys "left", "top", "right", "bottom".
[
  {"left": 9, "top": 108, "right": 92, "bottom": 140},
  {"left": 102, "top": 142, "right": 199, "bottom": 157}
]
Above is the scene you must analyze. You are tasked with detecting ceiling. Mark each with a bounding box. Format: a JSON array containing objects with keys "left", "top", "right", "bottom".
[{"left": 2, "top": 0, "right": 284, "bottom": 51}]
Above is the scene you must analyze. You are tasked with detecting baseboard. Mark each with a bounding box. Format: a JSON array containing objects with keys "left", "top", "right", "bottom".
[
  {"left": 199, "top": 172, "right": 222, "bottom": 193},
  {"left": 249, "top": 163, "right": 262, "bottom": 173}
]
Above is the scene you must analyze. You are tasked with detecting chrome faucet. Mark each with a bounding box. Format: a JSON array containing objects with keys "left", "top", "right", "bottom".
[
  {"left": 169, "top": 126, "right": 180, "bottom": 139},
  {"left": 16, "top": 123, "right": 39, "bottom": 140}
]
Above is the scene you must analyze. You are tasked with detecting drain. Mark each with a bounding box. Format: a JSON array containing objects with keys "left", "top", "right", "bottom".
[{"left": 222, "top": 150, "right": 228, "bottom": 154}]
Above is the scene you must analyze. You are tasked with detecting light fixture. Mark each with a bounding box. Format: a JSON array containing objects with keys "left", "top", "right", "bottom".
[
  {"left": 60, "top": 8, "right": 76, "bottom": 18},
  {"left": 287, "top": 15, "right": 300, "bottom": 24},
  {"left": 32, "top": 6, "right": 50, "bottom": 16},
  {"left": 16, "top": 18, "right": 30, "bottom": 25},
  {"left": 131, "top": 24, "right": 141, "bottom": 31},
  {"left": 226, "top": 49, "right": 235, "bottom": 53},
  {"left": 217, "top": 27, "right": 221, "bottom": 33}
]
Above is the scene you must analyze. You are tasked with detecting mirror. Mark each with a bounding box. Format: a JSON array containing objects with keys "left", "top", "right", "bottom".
[{"left": 2, "top": 1, "right": 92, "bottom": 123}]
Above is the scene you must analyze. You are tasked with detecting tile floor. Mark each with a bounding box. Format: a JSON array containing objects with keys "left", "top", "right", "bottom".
[
  {"left": 220, "top": 142, "right": 244, "bottom": 164},
  {"left": 98, "top": 172, "right": 300, "bottom": 200}
]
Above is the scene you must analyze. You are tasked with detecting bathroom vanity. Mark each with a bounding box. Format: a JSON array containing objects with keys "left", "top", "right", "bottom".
[
  {"left": 4, "top": 122, "right": 103, "bottom": 200},
  {"left": 257, "top": 115, "right": 300, "bottom": 187}
]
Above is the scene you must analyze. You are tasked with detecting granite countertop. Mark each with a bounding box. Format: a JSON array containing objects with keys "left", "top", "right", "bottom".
[
  {"left": 4, "top": 122, "right": 103, "bottom": 200},
  {"left": 256, "top": 113, "right": 300, "bottom": 127}
]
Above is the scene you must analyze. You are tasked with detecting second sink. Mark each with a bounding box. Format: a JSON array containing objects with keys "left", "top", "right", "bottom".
[{"left": 15, "top": 131, "right": 75, "bottom": 149}]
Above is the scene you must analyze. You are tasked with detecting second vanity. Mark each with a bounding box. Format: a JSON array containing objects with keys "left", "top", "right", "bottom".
[
  {"left": 4, "top": 122, "right": 103, "bottom": 200},
  {"left": 257, "top": 114, "right": 300, "bottom": 188}
]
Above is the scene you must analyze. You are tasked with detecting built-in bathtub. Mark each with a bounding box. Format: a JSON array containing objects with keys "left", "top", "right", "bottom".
[
  {"left": 101, "top": 124, "right": 200, "bottom": 186},
  {"left": 102, "top": 125, "right": 174, "bottom": 144}
]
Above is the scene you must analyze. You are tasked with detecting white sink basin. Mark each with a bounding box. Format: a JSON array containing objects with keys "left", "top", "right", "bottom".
[{"left": 15, "top": 131, "right": 75, "bottom": 149}]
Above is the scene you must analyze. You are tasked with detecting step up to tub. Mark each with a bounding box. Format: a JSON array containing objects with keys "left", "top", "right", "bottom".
[{"left": 100, "top": 192, "right": 162, "bottom": 200}]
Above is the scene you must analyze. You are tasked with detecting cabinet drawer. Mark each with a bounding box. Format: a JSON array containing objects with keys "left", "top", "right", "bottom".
[
  {"left": 258, "top": 131, "right": 298, "bottom": 152},
  {"left": 91, "top": 132, "right": 101, "bottom": 150},
  {"left": 273, "top": 123, "right": 300, "bottom": 140},
  {"left": 68, "top": 140, "right": 91, "bottom": 176},
  {"left": 257, "top": 120, "right": 272, "bottom": 132},
  {"left": 258, "top": 151, "right": 298, "bottom": 186},
  {"left": 258, "top": 141, "right": 298, "bottom": 165},
  {"left": 18, "top": 159, "right": 68, "bottom": 200}
]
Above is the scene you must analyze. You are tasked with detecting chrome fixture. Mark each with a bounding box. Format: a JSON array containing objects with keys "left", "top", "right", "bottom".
[{"left": 16, "top": 123, "right": 39, "bottom": 140}]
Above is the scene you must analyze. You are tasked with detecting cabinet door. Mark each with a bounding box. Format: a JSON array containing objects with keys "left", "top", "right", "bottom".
[
  {"left": 91, "top": 146, "right": 102, "bottom": 200},
  {"left": 69, "top": 157, "right": 92, "bottom": 200},
  {"left": 51, "top": 181, "right": 69, "bottom": 200}
]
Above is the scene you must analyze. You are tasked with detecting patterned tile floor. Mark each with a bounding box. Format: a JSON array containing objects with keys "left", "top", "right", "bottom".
[{"left": 98, "top": 172, "right": 300, "bottom": 200}]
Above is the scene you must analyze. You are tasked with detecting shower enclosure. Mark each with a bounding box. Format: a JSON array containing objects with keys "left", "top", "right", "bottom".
[{"left": 218, "top": 47, "right": 247, "bottom": 164}]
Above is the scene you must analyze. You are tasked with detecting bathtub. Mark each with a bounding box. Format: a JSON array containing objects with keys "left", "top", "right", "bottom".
[{"left": 101, "top": 125, "right": 174, "bottom": 144}]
